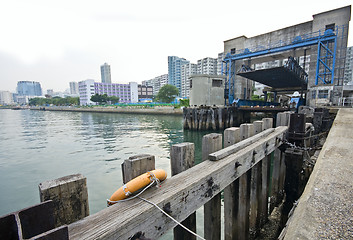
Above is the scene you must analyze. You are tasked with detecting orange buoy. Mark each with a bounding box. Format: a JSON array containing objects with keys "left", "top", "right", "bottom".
[{"left": 107, "top": 169, "right": 167, "bottom": 205}]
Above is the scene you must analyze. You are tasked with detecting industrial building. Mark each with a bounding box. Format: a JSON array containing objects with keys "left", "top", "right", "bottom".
[{"left": 223, "top": 5, "right": 351, "bottom": 107}]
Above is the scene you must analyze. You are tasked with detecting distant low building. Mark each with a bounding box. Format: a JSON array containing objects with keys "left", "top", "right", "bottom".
[
  {"left": 189, "top": 74, "right": 226, "bottom": 107},
  {"left": 78, "top": 79, "right": 139, "bottom": 105},
  {"left": 0, "top": 91, "right": 14, "bottom": 105},
  {"left": 138, "top": 85, "right": 153, "bottom": 100}
]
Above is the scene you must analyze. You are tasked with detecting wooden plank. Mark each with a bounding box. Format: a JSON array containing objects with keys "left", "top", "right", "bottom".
[
  {"left": 209, "top": 128, "right": 275, "bottom": 161},
  {"left": 208, "top": 128, "right": 275, "bottom": 161},
  {"left": 68, "top": 126, "right": 287, "bottom": 240},
  {"left": 170, "top": 143, "right": 196, "bottom": 240},
  {"left": 202, "top": 133, "right": 223, "bottom": 240}
]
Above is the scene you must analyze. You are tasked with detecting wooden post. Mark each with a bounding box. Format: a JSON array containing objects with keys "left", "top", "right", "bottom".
[
  {"left": 258, "top": 118, "right": 273, "bottom": 226},
  {"left": 249, "top": 122, "right": 264, "bottom": 239},
  {"left": 206, "top": 109, "right": 211, "bottom": 130},
  {"left": 211, "top": 108, "right": 217, "bottom": 130},
  {"left": 224, "top": 127, "right": 241, "bottom": 240},
  {"left": 218, "top": 108, "right": 224, "bottom": 130},
  {"left": 202, "top": 133, "right": 222, "bottom": 240},
  {"left": 278, "top": 113, "right": 290, "bottom": 202},
  {"left": 171, "top": 143, "right": 196, "bottom": 240},
  {"left": 39, "top": 174, "right": 89, "bottom": 227},
  {"left": 192, "top": 108, "right": 197, "bottom": 130},
  {"left": 122, "top": 154, "right": 155, "bottom": 184},
  {"left": 271, "top": 112, "right": 288, "bottom": 211},
  {"left": 231, "top": 124, "right": 254, "bottom": 240},
  {"left": 183, "top": 108, "right": 188, "bottom": 129}
]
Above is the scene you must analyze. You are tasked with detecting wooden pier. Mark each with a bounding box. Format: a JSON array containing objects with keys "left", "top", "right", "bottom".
[{"left": 67, "top": 115, "right": 290, "bottom": 239}]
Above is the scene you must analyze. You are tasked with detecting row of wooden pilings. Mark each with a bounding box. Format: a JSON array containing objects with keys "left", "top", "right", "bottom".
[
  {"left": 116, "top": 112, "right": 291, "bottom": 240},
  {"left": 183, "top": 106, "right": 251, "bottom": 130}
]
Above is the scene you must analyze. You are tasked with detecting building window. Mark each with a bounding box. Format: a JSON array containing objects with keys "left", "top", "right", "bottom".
[
  {"left": 212, "top": 79, "right": 222, "bottom": 87},
  {"left": 311, "top": 90, "right": 316, "bottom": 99},
  {"left": 190, "top": 80, "right": 192, "bottom": 89},
  {"left": 318, "top": 90, "right": 329, "bottom": 99},
  {"left": 231, "top": 48, "right": 236, "bottom": 54},
  {"left": 325, "top": 24, "right": 335, "bottom": 31}
]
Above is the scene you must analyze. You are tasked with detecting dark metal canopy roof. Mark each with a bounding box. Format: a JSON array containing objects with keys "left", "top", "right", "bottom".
[{"left": 237, "top": 66, "right": 307, "bottom": 89}]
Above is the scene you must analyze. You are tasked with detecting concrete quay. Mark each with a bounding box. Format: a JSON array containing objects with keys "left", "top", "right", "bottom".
[
  {"left": 30, "top": 106, "right": 183, "bottom": 115},
  {"left": 283, "top": 108, "right": 353, "bottom": 239}
]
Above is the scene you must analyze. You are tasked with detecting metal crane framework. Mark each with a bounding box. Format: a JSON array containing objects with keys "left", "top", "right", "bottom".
[{"left": 222, "top": 24, "right": 349, "bottom": 105}]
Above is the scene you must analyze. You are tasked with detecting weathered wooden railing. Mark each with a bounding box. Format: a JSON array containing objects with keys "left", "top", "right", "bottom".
[{"left": 67, "top": 114, "right": 291, "bottom": 240}]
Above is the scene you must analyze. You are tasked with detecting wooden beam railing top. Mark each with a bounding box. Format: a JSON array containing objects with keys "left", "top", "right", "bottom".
[{"left": 68, "top": 125, "right": 287, "bottom": 240}]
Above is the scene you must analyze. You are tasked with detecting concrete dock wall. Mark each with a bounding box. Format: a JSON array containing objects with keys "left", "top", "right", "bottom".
[
  {"left": 282, "top": 108, "right": 353, "bottom": 239},
  {"left": 30, "top": 106, "right": 183, "bottom": 115}
]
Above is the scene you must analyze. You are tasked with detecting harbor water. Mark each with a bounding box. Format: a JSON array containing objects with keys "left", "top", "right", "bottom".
[{"left": 0, "top": 109, "right": 212, "bottom": 217}]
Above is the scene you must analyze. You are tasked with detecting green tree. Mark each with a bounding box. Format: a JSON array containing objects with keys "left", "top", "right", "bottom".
[
  {"left": 156, "top": 84, "right": 179, "bottom": 103},
  {"left": 179, "top": 98, "right": 189, "bottom": 107},
  {"left": 108, "top": 96, "right": 119, "bottom": 104},
  {"left": 90, "top": 94, "right": 103, "bottom": 104}
]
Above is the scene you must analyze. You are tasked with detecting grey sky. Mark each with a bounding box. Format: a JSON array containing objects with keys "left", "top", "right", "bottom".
[{"left": 0, "top": 0, "right": 352, "bottom": 93}]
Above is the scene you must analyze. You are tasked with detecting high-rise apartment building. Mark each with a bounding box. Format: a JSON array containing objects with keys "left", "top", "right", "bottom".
[
  {"left": 168, "top": 56, "right": 190, "bottom": 96},
  {"left": 144, "top": 74, "right": 169, "bottom": 96},
  {"left": 17, "top": 81, "right": 42, "bottom": 96},
  {"left": 181, "top": 63, "right": 197, "bottom": 98},
  {"left": 69, "top": 82, "right": 79, "bottom": 95},
  {"left": 154, "top": 74, "right": 168, "bottom": 96},
  {"left": 217, "top": 52, "right": 225, "bottom": 75},
  {"left": 197, "top": 57, "right": 218, "bottom": 75},
  {"left": 100, "top": 63, "right": 111, "bottom": 84},
  {"left": 344, "top": 46, "right": 353, "bottom": 85}
]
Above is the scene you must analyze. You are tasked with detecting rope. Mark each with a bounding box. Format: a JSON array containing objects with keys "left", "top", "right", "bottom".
[
  {"left": 138, "top": 196, "right": 206, "bottom": 240},
  {"left": 107, "top": 178, "right": 206, "bottom": 240}
]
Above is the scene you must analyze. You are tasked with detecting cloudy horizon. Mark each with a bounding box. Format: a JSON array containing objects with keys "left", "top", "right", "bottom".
[{"left": 1, "top": 0, "right": 352, "bottom": 93}]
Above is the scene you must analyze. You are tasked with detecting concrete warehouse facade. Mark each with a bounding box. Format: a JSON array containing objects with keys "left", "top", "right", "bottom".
[{"left": 223, "top": 5, "right": 351, "bottom": 107}]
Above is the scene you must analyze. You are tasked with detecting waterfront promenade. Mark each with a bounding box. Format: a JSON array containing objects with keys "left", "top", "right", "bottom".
[
  {"left": 30, "top": 106, "right": 183, "bottom": 115},
  {"left": 283, "top": 108, "right": 353, "bottom": 239}
]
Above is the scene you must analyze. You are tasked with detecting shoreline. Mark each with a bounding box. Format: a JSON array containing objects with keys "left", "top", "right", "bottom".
[{"left": 30, "top": 106, "right": 183, "bottom": 115}]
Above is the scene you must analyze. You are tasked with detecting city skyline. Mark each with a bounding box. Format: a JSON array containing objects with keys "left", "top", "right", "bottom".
[{"left": 0, "top": 1, "right": 352, "bottom": 93}]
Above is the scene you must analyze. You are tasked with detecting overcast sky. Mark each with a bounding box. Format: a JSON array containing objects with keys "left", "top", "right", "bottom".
[{"left": 0, "top": 0, "right": 352, "bottom": 93}]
